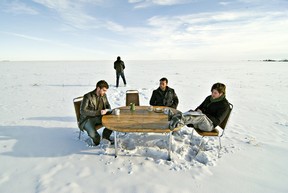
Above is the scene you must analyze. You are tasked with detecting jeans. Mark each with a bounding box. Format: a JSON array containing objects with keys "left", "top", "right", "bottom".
[
  {"left": 170, "top": 112, "right": 214, "bottom": 132},
  {"left": 116, "top": 71, "right": 127, "bottom": 87},
  {"left": 182, "top": 114, "right": 214, "bottom": 131},
  {"left": 83, "top": 117, "right": 113, "bottom": 145}
]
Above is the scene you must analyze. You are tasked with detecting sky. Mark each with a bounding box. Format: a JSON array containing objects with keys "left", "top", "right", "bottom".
[{"left": 0, "top": 0, "right": 288, "bottom": 61}]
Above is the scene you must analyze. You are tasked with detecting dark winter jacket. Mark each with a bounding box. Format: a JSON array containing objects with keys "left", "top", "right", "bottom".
[
  {"left": 149, "top": 86, "right": 179, "bottom": 109},
  {"left": 196, "top": 95, "right": 229, "bottom": 127},
  {"left": 114, "top": 59, "right": 125, "bottom": 73},
  {"left": 79, "top": 89, "right": 111, "bottom": 130}
]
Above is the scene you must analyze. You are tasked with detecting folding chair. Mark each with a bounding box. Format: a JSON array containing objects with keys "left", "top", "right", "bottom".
[
  {"left": 73, "top": 96, "right": 103, "bottom": 139},
  {"left": 126, "top": 90, "right": 140, "bottom": 106},
  {"left": 188, "top": 103, "right": 233, "bottom": 154}
]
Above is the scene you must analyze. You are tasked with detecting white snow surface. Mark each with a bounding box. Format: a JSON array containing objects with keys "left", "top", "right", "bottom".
[{"left": 0, "top": 60, "right": 287, "bottom": 193}]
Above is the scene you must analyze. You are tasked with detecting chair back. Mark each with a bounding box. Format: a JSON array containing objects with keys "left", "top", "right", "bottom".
[
  {"left": 73, "top": 96, "right": 83, "bottom": 126},
  {"left": 219, "top": 103, "right": 233, "bottom": 130},
  {"left": 126, "top": 90, "right": 140, "bottom": 106}
]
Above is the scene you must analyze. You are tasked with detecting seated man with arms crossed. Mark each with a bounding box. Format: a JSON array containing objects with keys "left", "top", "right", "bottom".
[{"left": 149, "top": 77, "right": 179, "bottom": 109}]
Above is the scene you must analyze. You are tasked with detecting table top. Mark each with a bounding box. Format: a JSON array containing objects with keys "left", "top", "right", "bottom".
[{"left": 102, "top": 106, "right": 181, "bottom": 133}]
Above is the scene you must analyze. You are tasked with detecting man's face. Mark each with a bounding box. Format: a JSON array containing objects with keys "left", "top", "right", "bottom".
[
  {"left": 97, "top": 87, "right": 108, "bottom": 96},
  {"left": 211, "top": 89, "right": 223, "bottom": 99},
  {"left": 159, "top": 81, "right": 167, "bottom": 91}
]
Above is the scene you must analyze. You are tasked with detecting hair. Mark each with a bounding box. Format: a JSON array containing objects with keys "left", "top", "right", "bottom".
[
  {"left": 117, "top": 56, "right": 121, "bottom": 60},
  {"left": 159, "top": 77, "right": 168, "bottom": 84},
  {"left": 211, "top": 82, "right": 226, "bottom": 94},
  {"left": 96, "top": 80, "right": 109, "bottom": 89}
]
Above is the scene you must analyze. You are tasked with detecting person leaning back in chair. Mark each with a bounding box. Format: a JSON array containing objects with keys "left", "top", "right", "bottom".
[
  {"left": 149, "top": 77, "right": 179, "bottom": 109},
  {"left": 169, "top": 83, "right": 230, "bottom": 132},
  {"left": 79, "top": 80, "right": 114, "bottom": 146}
]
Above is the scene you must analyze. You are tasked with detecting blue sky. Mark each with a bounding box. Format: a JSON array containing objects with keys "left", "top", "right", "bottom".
[{"left": 0, "top": 0, "right": 288, "bottom": 61}]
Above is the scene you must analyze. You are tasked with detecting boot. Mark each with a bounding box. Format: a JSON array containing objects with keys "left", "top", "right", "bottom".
[
  {"left": 169, "top": 113, "right": 184, "bottom": 130},
  {"left": 91, "top": 133, "right": 101, "bottom": 146},
  {"left": 167, "top": 109, "right": 175, "bottom": 121},
  {"left": 102, "top": 128, "right": 114, "bottom": 145}
]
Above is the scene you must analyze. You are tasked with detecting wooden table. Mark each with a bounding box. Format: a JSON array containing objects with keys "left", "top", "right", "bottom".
[{"left": 102, "top": 106, "right": 181, "bottom": 160}]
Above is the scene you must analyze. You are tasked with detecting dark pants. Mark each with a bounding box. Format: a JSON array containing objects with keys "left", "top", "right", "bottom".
[
  {"left": 116, "top": 71, "right": 127, "bottom": 87},
  {"left": 83, "top": 117, "right": 113, "bottom": 145}
]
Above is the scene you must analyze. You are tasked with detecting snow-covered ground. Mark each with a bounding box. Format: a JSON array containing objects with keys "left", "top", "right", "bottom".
[{"left": 0, "top": 60, "right": 287, "bottom": 193}]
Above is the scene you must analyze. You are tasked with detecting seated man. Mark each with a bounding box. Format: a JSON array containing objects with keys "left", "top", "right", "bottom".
[
  {"left": 169, "top": 83, "right": 229, "bottom": 132},
  {"left": 149, "top": 77, "right": 179, "bottom": 109},
  {"left": 79, "top": 80, "right": 113, "bottom": 146}
]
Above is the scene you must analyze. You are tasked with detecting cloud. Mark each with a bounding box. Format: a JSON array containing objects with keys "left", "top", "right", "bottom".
[
  {"left": 2, "top": 1, "right": 39, "bottom": 15},
  {"left": 116, "top": 10, "right": 288, "bottom": 59},
  {"left": 104, "top": 21, "right": 125, "bottom": 32},
  {"left": 219, "top": 1, "right": 231, "bottom": 6},
  {"left": 152, "top": 0, "right": 193, "bottom": 5},
  {"left": 2, "top": 0, "right": 288, "bottom": 60},
  {"left": 129, "top": 0, "right": 195, "bottom": 9},
  {"left": 144, "top": 10, "right": 288, "bottom": 37},
  {"left": 32, "top": 0, "right": 103, "bottom": 29},
  {"left": 0, "top": 31, "right": 72, "bottom": 47},
  {"left": 31, "top": 0, "right": 127, "bottom": 32}
]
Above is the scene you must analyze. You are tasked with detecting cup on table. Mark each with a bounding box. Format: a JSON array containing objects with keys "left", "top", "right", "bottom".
[
  {"left": 148, "top": 106, "right": 154, "bottom": 112},
  {"left": 163, "top": 108, "right": 169, "bottom": 114},
  {"left": 114, "top": 108, "right": 120, "bottom": 115}
]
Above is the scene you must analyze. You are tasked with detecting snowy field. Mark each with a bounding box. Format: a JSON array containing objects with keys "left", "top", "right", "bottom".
[{"left": 0, "top": 60, "right": 287, "bottom": 193}]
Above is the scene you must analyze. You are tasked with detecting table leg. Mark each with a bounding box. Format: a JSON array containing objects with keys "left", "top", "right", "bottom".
[
  {"left": 114, "top": 131, "right": 118, "bottom": 158},
  {"left": 167, "top": 131, "right": 172, "bottom": 161}
]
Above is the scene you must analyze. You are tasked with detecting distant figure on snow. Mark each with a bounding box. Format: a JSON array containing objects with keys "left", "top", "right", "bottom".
[
  {"left": 149, "top": 77, "right": 179, "bottom": 109},
  {"left": 114, "top": 56, "right": 127, "bottom": 88},
  {"left": 169, "top": 82, "right": 230, "bottom": 132},
  {"left": 79, "top": 80, "right": 114, "bottom": 146}
]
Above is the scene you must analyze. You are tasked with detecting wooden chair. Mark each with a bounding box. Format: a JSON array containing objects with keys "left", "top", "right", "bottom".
[
  {"left": 73, "top": 96, "right": 103, "bottom": 139},
  {"left": 126, "top": 90, "right": 140, "bottom": 106},
  {"left": 188, "top": 103, "right": 233, "bottom": 155}
]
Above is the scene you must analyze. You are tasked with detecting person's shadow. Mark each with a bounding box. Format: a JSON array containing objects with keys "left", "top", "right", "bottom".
[
  {"left": 0, "top": 124, "right": 88, "bottom": 158},
  {"left": 26, "top": 116, "right": 75, "bottom": 122}
]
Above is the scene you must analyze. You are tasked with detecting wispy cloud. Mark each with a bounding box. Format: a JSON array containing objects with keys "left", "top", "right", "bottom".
[
  {"left": 116, "top": 10, "right": 288, "bottom": 59},
  {"left": 129, "top": 0, "right": 194, "bottom": 9},
  {"left": 2, "top": 0, "right": 288, "bottom": 60},
  {"left": 2, "top": 1, "right": 38, "bottom": 15},
  {"left": 142, "top": 11, "right": 288, "bottom": 40},
  {"left": 30, "top": 0, "right": 127, "bottom": 32},
  {"left": 219, "top": 1, "right": 231, "bottom": 6},
  {"left": 1, "top": 31, "right": 71, "bottom": 47},
  {"left": 32, "top": 0, "right": 102, "bottom": 29}
]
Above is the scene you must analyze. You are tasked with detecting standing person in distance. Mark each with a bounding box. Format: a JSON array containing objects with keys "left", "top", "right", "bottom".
[{"left": 114, "top": 56, "right": 127, "bottom": 88}]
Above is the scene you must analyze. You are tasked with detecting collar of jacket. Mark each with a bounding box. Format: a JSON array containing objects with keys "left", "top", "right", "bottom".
[
  {"left": 209, "top": 94, "right": 226, "bottom": 103},
  {"left": 157, "top": 86, "right": 171, "bottom": 92}
]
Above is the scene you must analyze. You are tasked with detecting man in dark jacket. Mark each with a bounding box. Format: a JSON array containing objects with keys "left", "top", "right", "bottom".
[
  {"left": 149, "top": 77, "right": 179, "bottom": 109},
  {"left": 169, "top": 83, "right": 229, "bottom": 131},
  {"left": 79, "top": 80, "right": 113, "bottom": 145},
  {"left": 114, "top": 56, "right": 127, "bottom": 88}
]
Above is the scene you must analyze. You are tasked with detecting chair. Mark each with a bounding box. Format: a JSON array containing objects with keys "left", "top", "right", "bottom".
[
  {"left": 73, "top": 96, "right": 103, "bottom": 139},
  {"left": 188, "top": 103, "right": 233, "bottom": 155},
  {"left": 126, "top": 90, "right": 140, "bottom": 106}
]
